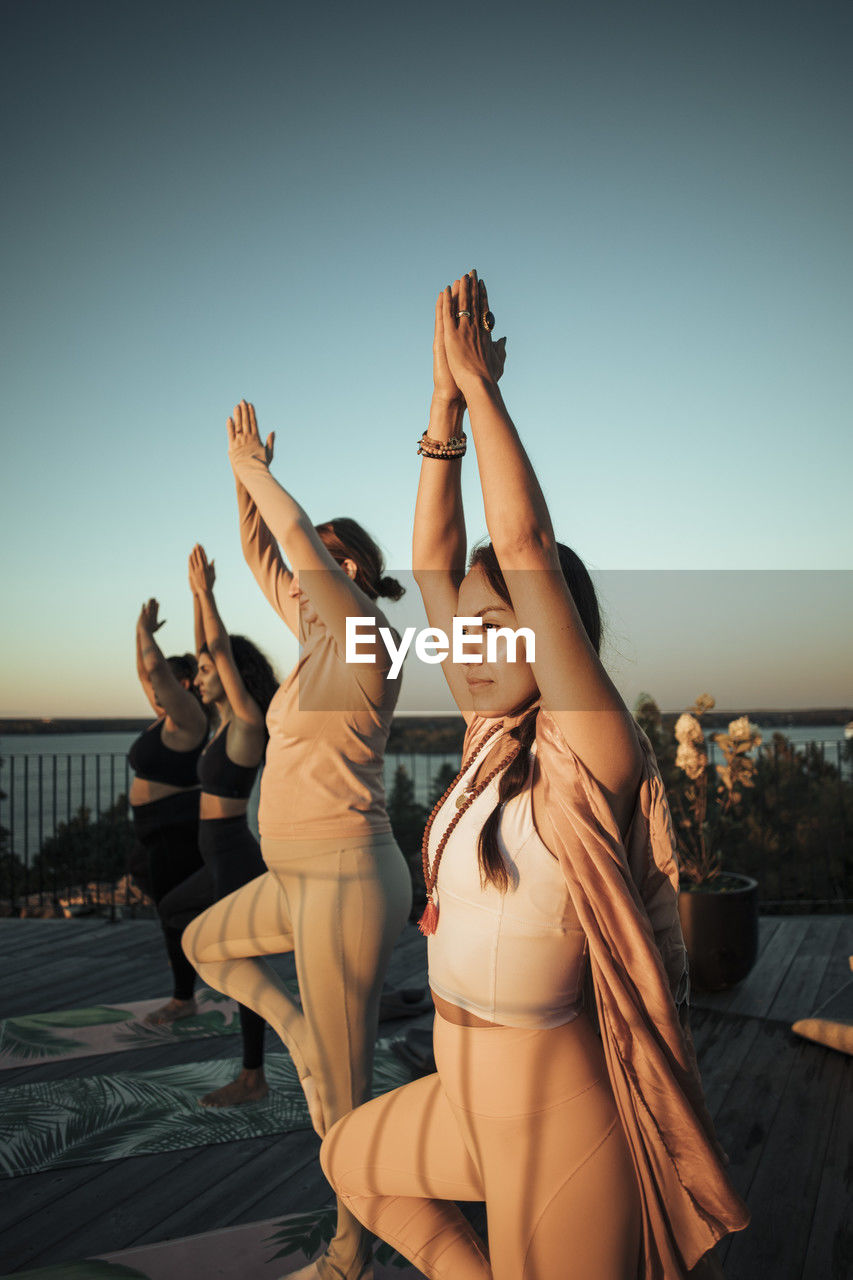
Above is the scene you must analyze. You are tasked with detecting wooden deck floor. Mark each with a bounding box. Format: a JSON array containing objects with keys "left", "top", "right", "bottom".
[{"left": 0, "top": 914, "right": 850, "bottom": 1278}]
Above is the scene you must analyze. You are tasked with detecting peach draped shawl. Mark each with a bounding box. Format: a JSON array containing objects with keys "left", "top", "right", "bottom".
[{"left": 463, "top": 710, "right": 750, "bottom": 1279}]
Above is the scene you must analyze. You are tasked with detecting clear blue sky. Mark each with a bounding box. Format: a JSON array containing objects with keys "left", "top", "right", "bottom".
[{"left": 2, "top": 0, "right": 851, "bottom": 716}]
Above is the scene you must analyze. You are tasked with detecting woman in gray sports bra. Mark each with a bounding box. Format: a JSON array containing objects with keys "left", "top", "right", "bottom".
[
  {"left": 183, "top": 542, "right": 278, "bottom": 1106},
  {"left": 127, "top": 601, "right": 209, "bottom": 1026}
]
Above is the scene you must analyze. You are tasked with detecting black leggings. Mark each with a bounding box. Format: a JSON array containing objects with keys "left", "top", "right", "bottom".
[
  {"left": 168, "top": 815, "right": 268, "bottom": 1070},
  {"left": 131, "top": 790, "right": 210, "bottom": 1001}
]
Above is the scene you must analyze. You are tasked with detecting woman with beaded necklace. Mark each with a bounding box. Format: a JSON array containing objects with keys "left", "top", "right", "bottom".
[{"left": 319, "top": 272, "right": 749, "bottom": 1279}]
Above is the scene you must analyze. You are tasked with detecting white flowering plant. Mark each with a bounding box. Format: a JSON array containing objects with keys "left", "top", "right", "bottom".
[{"left": 672, "top": 694, "right": 763, "bottom": 887}]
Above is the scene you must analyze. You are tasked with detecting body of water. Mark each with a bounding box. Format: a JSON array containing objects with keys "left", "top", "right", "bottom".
[
  {"left": 0, "top": 731, "right": 463, "bottom": 860},
  {"left": 704, "top": 723, "right": 850, "bottom": 761},
  {"left": 0, "top": 725, "right": 849, "bottom": 862}
]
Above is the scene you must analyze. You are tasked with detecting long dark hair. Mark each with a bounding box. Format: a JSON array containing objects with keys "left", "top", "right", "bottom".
[
  {"left": 166, "top": 653, "right": 204, "bottom": 707},
  {"left": 201, "top": 637, "right": 278, "bottom": 726},
  {"left": 314, "top": 517, "right": 405, "bottom": 602},
  {"left": 467, "top": 542, "right": 602, "bottom": 892},
  {"left": 167, "top": 653, "right": 198, "bottom": 685}
]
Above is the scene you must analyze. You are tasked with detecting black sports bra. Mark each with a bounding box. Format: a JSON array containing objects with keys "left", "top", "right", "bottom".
[
  {"left": 197, "top": 728, "right": 261, "bottom": 799},
  {"left": 128, "top": 720, "right": 206, "bottom": 788}
]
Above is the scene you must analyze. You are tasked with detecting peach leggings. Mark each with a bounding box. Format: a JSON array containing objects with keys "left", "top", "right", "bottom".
[
  {"left": 182, "top": 832, "right": 412, "bottom": 1280},
  {"left": 321, "top": 1011, "right": 642, "bottom": 1280}
]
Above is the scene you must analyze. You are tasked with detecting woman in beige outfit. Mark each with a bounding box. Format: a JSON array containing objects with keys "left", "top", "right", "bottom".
[{"left": 183, "top": 404, "right": 412, "bottom": 1280}]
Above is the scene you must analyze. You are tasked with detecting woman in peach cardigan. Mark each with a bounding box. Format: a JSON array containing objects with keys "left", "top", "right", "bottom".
[{"left": 319, "top": 273, "right": 749, "bottom": 1279}]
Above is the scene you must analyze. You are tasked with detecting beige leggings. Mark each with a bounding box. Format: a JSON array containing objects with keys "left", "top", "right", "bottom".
[
  {"left": 320, "top": 1010, "right": 642, "bottom": 1280},
  {"left": 182, "top": 832, "right": 412, "bottom": 1280}
]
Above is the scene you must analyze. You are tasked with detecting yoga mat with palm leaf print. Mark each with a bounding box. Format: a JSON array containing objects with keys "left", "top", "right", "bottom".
[
  {"left": 0, "top": 1210, "right": 422, "bottom": 1278},
  {"left": 0, "top": 989, "right": 244, "bottom": 1068},
  {"left": 0, "top": 980, "right": 298, "bottom": 1070},
  {"left": 0, "top": 982, "right": 423, "bottom": 1071},
  {"left": 0, "top": 1043, "right": 409, "bottom": 1177},
  {"left": 0, "top": 1267, "right": 149, "bottom": 1279}
]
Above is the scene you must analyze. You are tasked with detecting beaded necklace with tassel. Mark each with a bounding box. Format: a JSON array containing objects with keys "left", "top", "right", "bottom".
[{"left": 418, "top": 721, "right": 524, "bottom": 936}]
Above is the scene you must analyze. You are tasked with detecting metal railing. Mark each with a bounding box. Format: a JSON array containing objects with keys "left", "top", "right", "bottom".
[
  {"left": 703, "top": 735, "right": 852, "bottom": 912},
  {"left": 0, "top": 752, "right": 138, "bottom": 917},
  {"left": 0, "top": 750, "right": 463, "bottom": 917},
  {"left": 1, "top": 738, "right": 850, "bottom": 916}
]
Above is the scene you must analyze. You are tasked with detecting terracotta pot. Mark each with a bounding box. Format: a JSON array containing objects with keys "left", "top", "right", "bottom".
[{"left": 677, "top": 872, "right": 759, "bottom": 991}]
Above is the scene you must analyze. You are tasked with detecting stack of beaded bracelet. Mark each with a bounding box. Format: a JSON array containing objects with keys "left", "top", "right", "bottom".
[{"left": 417, "top": 430, "right": 467, "bottom": 460}]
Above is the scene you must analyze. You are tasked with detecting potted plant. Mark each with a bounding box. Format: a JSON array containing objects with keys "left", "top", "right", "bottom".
[{"left": 669, "top": 694, "right": 761, "bottom": 991}]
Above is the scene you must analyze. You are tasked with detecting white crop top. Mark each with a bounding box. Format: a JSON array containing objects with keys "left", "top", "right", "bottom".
[{"left": 427, "top": 737, "right": 588, "bottom": 1029}]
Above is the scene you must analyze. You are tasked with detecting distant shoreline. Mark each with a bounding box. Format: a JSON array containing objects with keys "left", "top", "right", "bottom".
[
  {"left": 1, "top": 718, "right": 154, "bottom": 735},
  {"left": 1, "top": 707, "right": 851, "bottom": 749}
]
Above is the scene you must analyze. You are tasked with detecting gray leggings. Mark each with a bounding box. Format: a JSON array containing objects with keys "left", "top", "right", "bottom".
[{"left": 182, "top": 831, "right": 412, "bottom": 1279}]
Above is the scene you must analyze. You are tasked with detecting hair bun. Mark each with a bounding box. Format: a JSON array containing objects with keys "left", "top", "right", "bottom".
[{"left": 377, "top": 575, "right": 405, "bottom": 602}]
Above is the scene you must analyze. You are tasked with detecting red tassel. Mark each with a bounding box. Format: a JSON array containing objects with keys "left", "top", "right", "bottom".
[{"left": 418, "top": 899, "right": 439, "bottom": 936}]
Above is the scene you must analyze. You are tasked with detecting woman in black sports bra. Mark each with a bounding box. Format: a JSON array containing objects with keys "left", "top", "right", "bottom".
[
  {"left": 128, "top": 600, "right": 210, "bottom": 1026},
  {"left": 185, "top": 542, "right": 279, "bottom": 1106}
]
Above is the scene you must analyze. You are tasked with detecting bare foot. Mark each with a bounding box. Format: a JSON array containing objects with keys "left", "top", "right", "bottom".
[
  {"left": 143, "top": 997, "right": 198, "bottom": 1026},
  {"left": 199, "top": 1067, "right": 269, "bottom": 1108},
  {"left": 300, "top": 1073, "right": 326, "bottom": 1137}
]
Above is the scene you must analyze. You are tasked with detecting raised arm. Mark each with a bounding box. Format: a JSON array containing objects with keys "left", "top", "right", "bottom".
[
  {"left": 228, "top": 400, "right": 387, "bottom": 658},
  {"left": 135, "top": 621, "right": 160, "bottom": 714},
  {"left": 233, "top": 431, "right": 301, "bottom": 637},
  {"left": 192, "top": 572, "right": 206, "bottom": 655},
  {"left": 188, "top": 544, "right": 264, "bottom": 729},
  {"left": 136, "top": 600, "right": 207, "bottom": 738},
  {"left": 441, "top": 271, "right": 642, "bottom": 809},
  {"left": 412, "top": 293, "right": 489, "bottom": 721}
]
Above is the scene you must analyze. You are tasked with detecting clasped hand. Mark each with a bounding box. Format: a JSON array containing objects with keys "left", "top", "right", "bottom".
[
  {"left": 433, "top": 270, "right": 507, "bottom": 403},
  {"left": 188, "top": 544, "right": 215, "bottom": 595},
  {"left": 227, "top": 399, "right": 276, "bottom": 470}
]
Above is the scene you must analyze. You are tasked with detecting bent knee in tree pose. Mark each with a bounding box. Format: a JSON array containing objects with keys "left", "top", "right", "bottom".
[
  {"left": 182, "top": 541, "right": 278, "bottom": 1107},
  {"left": 319, "top": 271, "right": 750, "bottom": 1279},
  {"left": 181, "top": 401, "right": 412, "bottom": 1278}
]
